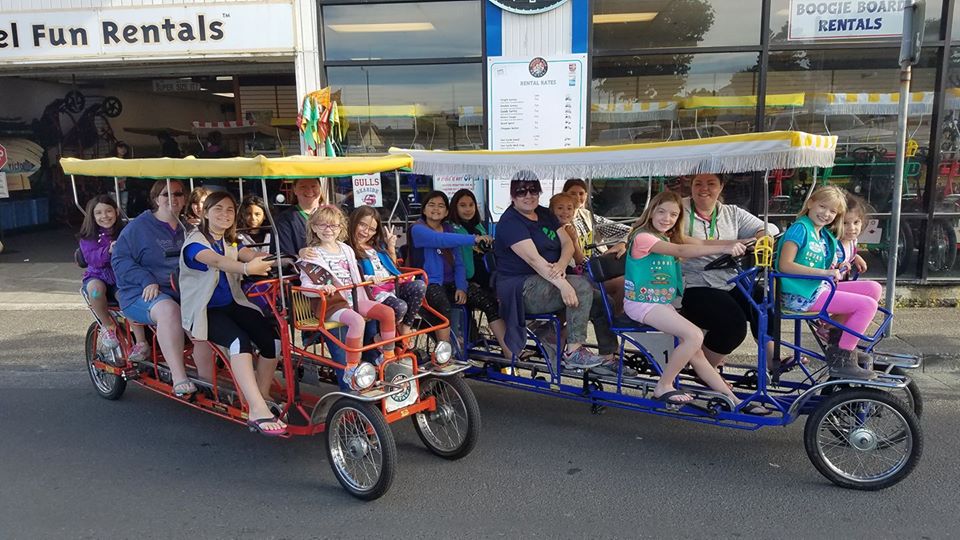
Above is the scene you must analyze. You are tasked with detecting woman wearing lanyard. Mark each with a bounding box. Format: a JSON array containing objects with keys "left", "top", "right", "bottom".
[{"left": 679, "top": 174, "right": 779, "bottom": 369}]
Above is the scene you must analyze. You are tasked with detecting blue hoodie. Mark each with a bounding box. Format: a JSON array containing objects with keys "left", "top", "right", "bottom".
[
  {"left": 409, "top": 221, "right": 475, "bottom": 291},
  {"left": 111, "top": 210, "right": 185, "bottom": 309}
]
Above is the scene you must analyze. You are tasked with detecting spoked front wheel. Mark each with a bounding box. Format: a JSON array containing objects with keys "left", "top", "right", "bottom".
[
  {"left": 804, "top": 388, "right": 922, "bottom": 490},
  {"left": 413, "top": 375, "right": 481, "bottom": 459},
  {"left": 325, "top": 399, "right": 397, "bottom": 501},
  {"left": 84, "top": 322, "right": 126, "bottom": 400}
]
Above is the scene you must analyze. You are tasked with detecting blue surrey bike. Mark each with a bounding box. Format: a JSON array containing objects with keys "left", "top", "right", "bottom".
[{"left": 396, "top": 131, "right": 923, "bottom": 491}]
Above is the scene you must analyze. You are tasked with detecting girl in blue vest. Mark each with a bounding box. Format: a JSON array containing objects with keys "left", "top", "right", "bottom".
[
  {"left": 346, "top": 206, "right": 427, "bottom": 338},
  {"left": 775, "top": 186, "right": 877, "bottom": 380},
  {"left": 624, "top": 191, "right": 766, "bottom": 412}
]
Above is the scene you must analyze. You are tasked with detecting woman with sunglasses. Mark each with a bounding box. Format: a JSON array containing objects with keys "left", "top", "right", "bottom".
[
  {"left": 493, "top": 171, "right": 618, "bottom": 371},
  {"left": 111, "top": 180, "right": 201, "bottom": 397}
]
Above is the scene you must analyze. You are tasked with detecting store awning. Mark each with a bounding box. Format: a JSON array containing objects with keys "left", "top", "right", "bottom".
[
  {"left": 591, "top": 101, "right": 678, "bottom": 123},
  {"left": 810, "top": 92, "right": 934, "bottom": 115},
  {"left": 390, "top": 130, "right": 836, "bottom": 179},
  {"left": 60, "top": 154, "right": 412, "bottom": 179}
]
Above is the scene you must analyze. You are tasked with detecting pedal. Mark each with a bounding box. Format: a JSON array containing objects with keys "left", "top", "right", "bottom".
[{"left": 121, "top": 366, "right": 139, "bottom": 380}]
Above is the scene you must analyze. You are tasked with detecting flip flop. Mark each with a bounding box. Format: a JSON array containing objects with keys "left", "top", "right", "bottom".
[
  {"left": 743, "top": 404, "right": 772, "bottom": 416},
  {"left": 652, "top": 390, "right": 693, "bottom": 405},
  {"left": 247, "top": 416, "right": 288, "bottom": 437},
  {"left": 172, "top": 380, "right": 197, "bottom": 397}
]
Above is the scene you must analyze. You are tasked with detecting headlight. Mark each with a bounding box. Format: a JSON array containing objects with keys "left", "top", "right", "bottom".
[
  {"left": 351, "top": 362, "right": 378, "bottom": 390},
  {"left": 434, "top": 341, "right": 453, "bottom": 365}
]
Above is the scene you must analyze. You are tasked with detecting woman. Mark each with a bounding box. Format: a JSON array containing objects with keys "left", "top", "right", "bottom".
[
  {"left": 111, "top": 180, "right": 199, "bottom": 397},
  {"left": 562, "top": 178, "right": 631, "bottom": 260},
  {"left": 494, "top": 171, "right": 617, "bottom": 371},
  {"left": 179, "top": 192, "right": 285, "bottom": 435},
  {"left": 679, "top": 173, "right": 780, "bottom": 368}
]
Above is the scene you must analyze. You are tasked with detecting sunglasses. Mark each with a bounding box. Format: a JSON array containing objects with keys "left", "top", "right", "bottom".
[
  {"left": 513, "top": 187, "right": 542, "bottom": 197},
  {"left": 160, "top": 192, "right": 186, "bottom": 198}
]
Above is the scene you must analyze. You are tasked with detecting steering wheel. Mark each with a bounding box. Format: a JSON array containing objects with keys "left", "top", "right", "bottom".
[{"left": 704, "top": 240, "right": 757, "bottom": 271}]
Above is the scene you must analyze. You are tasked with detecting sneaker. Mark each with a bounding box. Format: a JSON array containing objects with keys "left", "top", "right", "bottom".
[
  {"left": 562, "top": 347, "right": 603, "bottom": 370},
  {"left": 593, "top": 356, "right": 638, "bottom": 378},
  {"left": 128, "top": 342, "right": 149, "bottom": 363},
  {"left": 99, "top": 328, "right": 120, "bottom": 350}
]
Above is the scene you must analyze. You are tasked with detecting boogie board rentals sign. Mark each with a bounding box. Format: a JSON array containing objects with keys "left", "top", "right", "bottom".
[
  {"left": 0, "top": 3, "right": 294, "bottom": 64},
  {"left": 789, "top": 1, "right": 909, "bottom": 40}
]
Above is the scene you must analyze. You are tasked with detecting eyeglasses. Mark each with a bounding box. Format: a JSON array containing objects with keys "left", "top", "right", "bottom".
[
  {"left": 356, "top": 222, "right": 378, "bottom": 232},
  {"left": 160, "top": 192, "right": 186, "bottom": 198},
  {"left": 314, "top": 223, "right": 341, "bottom": 231},
  {"left": 513, "top": 188, "right": 541, "bottom": 197}
]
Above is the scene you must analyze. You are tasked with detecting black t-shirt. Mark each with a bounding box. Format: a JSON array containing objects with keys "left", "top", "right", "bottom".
[{"left": 494, "top": 205, "right": 562, "bottom": 277}]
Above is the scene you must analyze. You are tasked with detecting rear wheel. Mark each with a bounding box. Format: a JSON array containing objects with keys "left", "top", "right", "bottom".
[
  {"left": 804, "top": 388, "right": 921, "bottom": 490},
  {"left": 926, "top": 219, "right": 957, "bottom": 273},
  {"left": 412, "top": 375, "right": 481, "bottom": 459},
  {"left": 325, "top": 399, "right": 396, "bottom": 501},
  {"left": 84, "top": 322, "right": 126, "bottom": 400}
]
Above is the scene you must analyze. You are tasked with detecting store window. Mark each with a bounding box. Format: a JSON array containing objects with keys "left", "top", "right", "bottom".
[
  {"left": 590, "top": 52, "right": 760, "bottom": 146},
  {"left": 929, "top": 49, "right": 960, "bottom": 277},
  {"left": 765, "top": 48, "right": 937, "bottom": 278},
  {"left": 321, "top": 1, "right": 481, "bottom": 61},
  {"left": 769, "top": 0, "right": 943, "bottom": 45},
  {"left": 593, "top": 0, "right": 762, "bottom": 52},
  {"left": 326, "top": 63, "right": 483, "bottom": 153}
]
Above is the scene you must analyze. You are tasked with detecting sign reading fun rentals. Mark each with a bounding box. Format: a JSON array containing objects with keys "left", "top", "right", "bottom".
[
  {"left": 0, "top": 3, "right": 295, "bottom": 64},
  {"left": 789, "top": 1, "right": 908, "bottom": 40}
]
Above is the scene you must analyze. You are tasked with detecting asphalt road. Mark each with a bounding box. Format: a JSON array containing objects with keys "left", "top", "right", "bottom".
[{"left": 1, "top": 312, "right": 959, "bottom": 539}]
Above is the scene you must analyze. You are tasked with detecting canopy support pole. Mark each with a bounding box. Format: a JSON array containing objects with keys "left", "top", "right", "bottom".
[
  {"left": 70, "top": 175, "right": 84, "bottom": 214},
  {"left": 189, "top": 178, "right": 195, "bottom": 192},
  {"left": 113, "top": 176, "right": 128, "bottom": 220},
  {"left": 261, "top": 177, "right": 286, "bottom": 311},
  {"left": 387, "top": 169, "right": 401, "bottom": 225},
  {"left": 238, "top": 178, "right": 244, "bottom": 200}
]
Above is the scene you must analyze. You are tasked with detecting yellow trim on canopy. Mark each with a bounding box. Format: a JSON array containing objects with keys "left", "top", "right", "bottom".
[
  {"left": 681, "top": 93, "right": 805, "bottom": 110},
  {"left": 60, "top": 154, "right": 413, "bottom": 179}
]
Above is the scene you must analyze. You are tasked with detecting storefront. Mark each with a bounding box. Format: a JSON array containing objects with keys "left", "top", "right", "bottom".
[
  {"left": 318, "top": 0, "right": 960, "bottom": 282},
  {"left": 0, "top": 0, "right": 320, "bottom": 231}
]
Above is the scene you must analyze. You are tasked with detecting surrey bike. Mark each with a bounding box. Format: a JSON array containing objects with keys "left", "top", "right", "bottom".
[
  {"left": 392, "top": 131, "right": 923, "bottom": 490},
  {"left": 62, "top": 154, "right": 480, "bottom": 500}
]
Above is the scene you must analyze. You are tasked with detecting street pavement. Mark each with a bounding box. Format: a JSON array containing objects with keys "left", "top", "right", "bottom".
[{"left": 2, "top": 228, "right": 960, "bottom": 538}]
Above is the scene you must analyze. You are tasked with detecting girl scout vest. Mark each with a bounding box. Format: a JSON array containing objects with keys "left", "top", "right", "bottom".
[
  {"left": 624, "top": 232, "right": 683, "bottom": 304},
  {"left": 775, "top": 215, "right": 838, "bottom": 300}
]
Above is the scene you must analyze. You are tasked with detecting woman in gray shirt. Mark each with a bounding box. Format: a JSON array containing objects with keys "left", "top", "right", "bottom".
[{"left": 680, "top": 174, "right": 779, "bottom": 368}]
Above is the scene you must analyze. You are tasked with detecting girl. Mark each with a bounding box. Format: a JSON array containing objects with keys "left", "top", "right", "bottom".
[
  {"left": 78, "top": 195, "right": 148, "bottom": 362},
  {"left": 838, "top": 193, "right": 874, "bottom": 281},
  {"left": 237, "top": 196, "right": 273, "bottom": 250},
  {"left": 184, "top": 186, "right": 211, "bottom": 230},
  {"left": 449, "top": 189, "right": 494, "bottom": 289},
  {"left": 549, "top": 192, "right": 586, "bottom": 273},
  {"left": 623, "top": 191, "right": 765, "bottom": 412},
  {"left": 409, "top": 191, "right": 511, "bottom": 357},
  {"left": 178, "top": 191, "right": 282, "bottom": 436},
  {"left": 776, "top": 186, "right": 878, "bottom": 380},
  {"left": 299, "top": 206, "right": 397, "bottom": 386},
  {"left": 347, "top": 206, "right": 427, "bottom": 337}
]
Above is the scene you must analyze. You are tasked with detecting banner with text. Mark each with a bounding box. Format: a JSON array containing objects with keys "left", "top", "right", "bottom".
[
  {"left": 352, "top": 173, "right": 383, "bottom": 208},
  {"left": 789, "top": 1, "right": 907, "bottom": 40},
  {"left": 0, "top": 3, "right": 295, "bottom": 64}
]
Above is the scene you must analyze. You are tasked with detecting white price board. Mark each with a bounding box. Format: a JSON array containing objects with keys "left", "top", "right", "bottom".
[
  {"left": 433, "top": 175, "right": 484, "bottom": 215},
  {"left": 789, "top": 1, "right": 907, "bottom": 41},
  {"left": 487, "top": 54, "right": 587, "bottom": 150},
  {"left": 352, "top": 173, "right": 383, "bottom": 208}
]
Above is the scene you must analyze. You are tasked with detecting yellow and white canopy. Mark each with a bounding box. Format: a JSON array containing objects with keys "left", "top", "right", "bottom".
[
  {"left": 811, "top": 92, "right": 934, "bottom": 116},
  {"left": 681, "top": 93, "right": 805, "bottom": 110},
  {"left": 60, "top": 154, "right": 413, "bottom": 179},
  {"left": 391, "top": 131, "right": 836, "bottom": 179}
]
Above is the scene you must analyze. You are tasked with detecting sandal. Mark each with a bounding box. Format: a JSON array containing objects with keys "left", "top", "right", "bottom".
[
  {"left": 652, "top": 389, "right": 694, "bottom": 405},
  {"left": 172, "top": 380, "right": 197, "bottom": 397},
  {"left": 246, "top": 416, "right": 287, "bottom": 437},
  {"left": 742, "top": 404, "right": 772, "bottom": 416}
]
